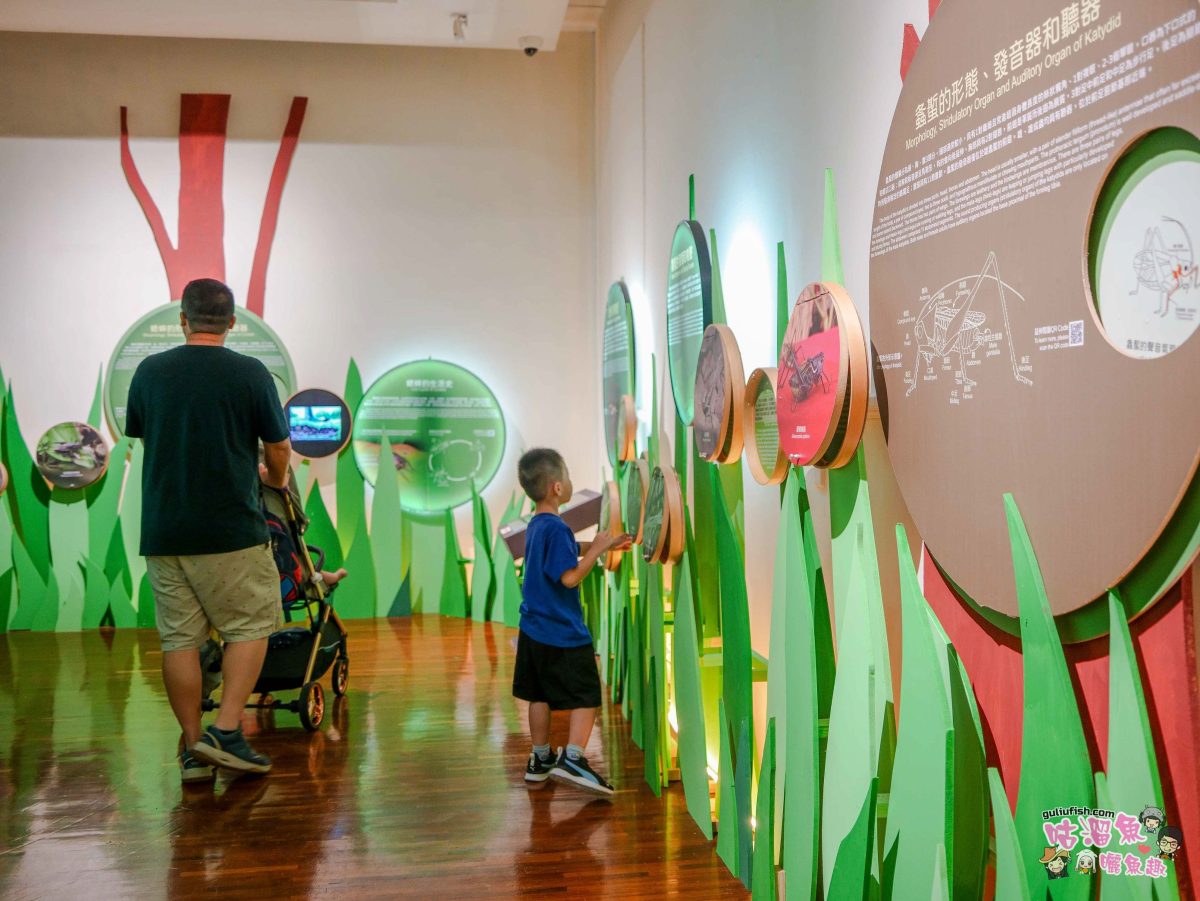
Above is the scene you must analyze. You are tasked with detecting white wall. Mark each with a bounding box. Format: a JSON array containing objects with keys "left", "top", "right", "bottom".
[
  {"left": 0, "top": 31, "right": 597, "bottom": 539},
  {"left": 595, "top": 0, "right": 927, "bottom": 666}
]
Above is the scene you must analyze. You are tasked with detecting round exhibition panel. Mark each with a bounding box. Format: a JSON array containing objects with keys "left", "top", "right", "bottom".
[
  {"left": 352, "top": 359, "right": 506, "bottom": 513},
  {"left": 666, "top": 220, "right": 713, "bottom": 425},
  {"left": 603, "top": 282, "right": 637, "bottom": 465},
  {"left": 743, "top": 368, "right": 788, "bottom": 486},
  {"left": 617, "top": 394, "right": 638, "bottom": 462},
  {"left": 285, "top": 388, "right": 352, "bottom": 459},
  {"left": 0, "top": 462, "right": 8, "bottom": 496},
  {"left": 694, "top": 324, "right": 747, "bottom": 463},
  {"left": 623, "top": 456, "right": 650, "bottom": 543},
  {"left": 777, "top": 282, "right": 867, "bottom": 468},
  {"left": 869, "top": 0, "right": 1200, "bottom": 637},
  {"left": 600, "top": 479, "right": 624, "bottom": 571},
  {"left": 661, "top": 464, "right": 685, "bottom": 564},
  {"left": 36, "top": 421, "right": 110, "bottom": 490},
  {"left": 104, "top": 303, "right": 296, "bottom": 439},
  {"left": 642, "top": 465, "right": 669, "bottom": 564}
]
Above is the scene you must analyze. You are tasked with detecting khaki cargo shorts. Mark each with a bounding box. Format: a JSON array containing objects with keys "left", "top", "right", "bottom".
[{"left": 146, "top": 543, "right": 281, "bottom": 652}]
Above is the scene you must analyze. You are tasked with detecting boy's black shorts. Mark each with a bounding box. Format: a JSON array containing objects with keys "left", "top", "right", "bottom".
[{"left": 512, "top": 630, "right": 602, "bottom": 710}]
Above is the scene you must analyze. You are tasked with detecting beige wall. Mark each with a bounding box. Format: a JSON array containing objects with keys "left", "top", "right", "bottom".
[
  {"left": 593, "top": 0, "right": 927, "bottom": 714},
  {"left": 0, "top": 30, "right": 597, "bottom": 537}
]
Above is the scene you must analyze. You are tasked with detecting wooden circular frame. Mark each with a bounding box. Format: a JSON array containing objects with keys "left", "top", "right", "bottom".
[
  {"left": 694, "top": 324, "right": 747, "bottom": 464},
  {"left": 600, "top": 479, "right": 624, "bottom": 571},
  {"left": 624, "top": 456, "right": 650, "bottom": 544},
  {"left": 35, "top": 421, "right": 111, "bottom": 490},
  {"left": 818, "top": 282, "right": 869, "bottom": 469},
  {"left": 617, "top": 394, "right": 637, "bottom": 462},
  {"left": 660, "top": 463, "right": 685, "bottom": 564},
  {"left": 743, "top": 368, "right": 788, "bottom": 485},
  {"left": 285, "top": 387, "right": 353, "bottom": 459}
]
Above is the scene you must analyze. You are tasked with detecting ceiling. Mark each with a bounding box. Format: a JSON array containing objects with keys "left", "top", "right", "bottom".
[{"left": 0, "top": 0, "right": 607, "bottom": 51}]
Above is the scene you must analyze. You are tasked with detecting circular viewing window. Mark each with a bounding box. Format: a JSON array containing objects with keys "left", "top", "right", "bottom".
[{"left": 1089, "top": 126, "right": 1200, "bottom": 359}]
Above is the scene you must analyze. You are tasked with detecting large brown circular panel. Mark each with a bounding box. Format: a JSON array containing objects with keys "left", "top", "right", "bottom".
[
  {"left": 869, "top": 0, "right": 1200, "bottom": 625},
  {"left": 694, "top": 324, "right": 747, "bottom": 463}
]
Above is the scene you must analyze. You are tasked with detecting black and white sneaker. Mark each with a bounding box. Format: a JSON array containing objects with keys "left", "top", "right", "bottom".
[
  {"left": 524, "top": 750, "right": 557, "bottom": 783},
  {"left": 549, "top": 748, "right": 614, "bottom": 797}
]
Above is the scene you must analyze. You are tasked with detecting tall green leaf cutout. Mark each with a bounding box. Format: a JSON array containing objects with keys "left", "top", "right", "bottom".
[
  {"left": 0, "top": 490, "right": 13, "bottom": 631},
  {"left": 2, "top": 384, "right": 51, "bottom": 580},
  {"left": 9, "top": 531, "right": 47, "bottom": 630},
  {"left": 49, "top": 488, "right": 88, "bottom": 629},
  {"left": 407, "top": 512, "right": 446, "bottom": 615},
  {"left": 826, "top": 777, "right": 879, "bottom": 901},
  {"left": 439, "top": 509, "right": 468, "bottom": 617},
  {"left": 491, "top": 491, "right": 523, "bottom": 626},
  {"left": 1104, "top": 590, "right": 1179, "bottom": 901},
  {"left": 885, "top": 524, "right": 954, "bottom": 899},
  {"left": 336, "top": 358, "right": 365, "bottom": 555},
  {"left": 752, "top": 717, "right": 778, "bottom": 901},
  {"left": 304, "top": 477, "right": 344, "bottom": 571},
  {"left": 469, "top": 483, "right": 495, "bottom": 621},
  {"left": 86, "top": 367, "right": 103, "bottom": 430},
  {"left": 822, "top": 525, "right": 881, "bottom": 898},
  {"left": 781, "top": 470, "right": 823, "bottom": 901},
  {"left": 371, "top": 435, "right": 405, "bottom": 617},
  {"left": 1006, "top": 493, "right": 1094, "bottom": 901},
  {"left": 87, "top": 438, "right": 129, "bottom": 571},
  {"left": 712, "top": 464, "right": 754, "bottom": 779},
  {"left": 120, "top": 441, "right": 147, "bottom": 621},
  {"left": 80, "top": 558, "right": 110, "bottom": 629},
  {"left": 336, "top": 506, "right": 376, "bottom": 619},
  {"left": 989, "top": 768, "right": 1032, "bottom": 901},
  {"left": 717, "top": 697, "right": 742, "bottom": 878},
  {"left": 707, "top": 227, "right": 745, "bottom": 547},
  {"left": 643, "top": 552, "right": 666, "bottom": 794},
  {"left": 673, "top": 539, "right": 713, "bottom": 838}
]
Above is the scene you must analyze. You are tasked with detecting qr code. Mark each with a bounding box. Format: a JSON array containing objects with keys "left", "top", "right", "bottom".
[{"left": 1068, "top": 320, "right": 1084, "bottom": 347}]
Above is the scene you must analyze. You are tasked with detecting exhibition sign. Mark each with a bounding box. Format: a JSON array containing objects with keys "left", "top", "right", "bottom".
[
  {"left": 35, "top": 422, "right": 109, "bottom": 490},
  {"left": 352, "top": 359, "right": 506, "bottom": 513},
  {"left": 777, "top": 282, "right": 867, "bottom": 469},
  {"left": 602, "top": 282, "right": 637, "bottom": 464},
  {"left": 623, "top": 456, "right": 650, "bottom": 543},
  {"left": 286, "top": 388, "right": 352, "bottom": 459},
  {"left": 743, "top": 368, "right": 787, "bottom": 486},
  {"left": 641, "top": 463, "right": 684, "bottom": 565},
  {"left": 870, "top": 0, "right": 1200, "bottom": 631},
  {"left": 666, "top": 221, "right": 713, "bottom": 425},
  {"left": 104, "top": 303, "right": 296, "bottom": 438},
  {"left": 694, "top": 324, "right": 746, "bottom": 463}
]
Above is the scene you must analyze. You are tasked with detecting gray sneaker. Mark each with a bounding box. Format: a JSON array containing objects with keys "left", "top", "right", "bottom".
[
  {"left": 180, "top": 748, "right": 215, "bottom": 783},
  {"left": 549, "top": 749, "right": 614, "bottom": 797},
  {"left": 191, "top": 725, "right": 272, "bottom": 775}
]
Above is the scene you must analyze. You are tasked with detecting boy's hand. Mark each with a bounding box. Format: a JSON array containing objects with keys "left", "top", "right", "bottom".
[{"left": 594, "top": 531, "right": 633, "bottom": 554}]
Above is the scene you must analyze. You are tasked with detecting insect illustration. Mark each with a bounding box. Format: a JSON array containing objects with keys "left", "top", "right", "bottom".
[
  {"left": 779, "top": 342, "right": 830, "bottom": 408},
  {"left": 1132, "top": 216, "right": 1198, "bottom": 316}
]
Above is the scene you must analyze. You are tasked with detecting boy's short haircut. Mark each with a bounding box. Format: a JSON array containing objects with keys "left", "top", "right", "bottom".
[{"left": 518, "top": 448, "right": 566, "bottom": 502}]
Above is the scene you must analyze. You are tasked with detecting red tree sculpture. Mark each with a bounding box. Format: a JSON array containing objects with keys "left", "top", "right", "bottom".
[{"left": 120, "top": 93, "right": 307, "bottom": 317}]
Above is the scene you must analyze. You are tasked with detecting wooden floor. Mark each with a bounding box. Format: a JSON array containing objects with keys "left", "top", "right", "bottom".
[{"left": 0, "top": 616, "right": 749, "bottom": 900}]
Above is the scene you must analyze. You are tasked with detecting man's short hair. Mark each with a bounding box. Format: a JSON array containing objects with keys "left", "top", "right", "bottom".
[
  {"left": 181, "top": 278, "right": 235, "bottom": 334},
  {"left": 518, "top": 448, "right": 566, "bottom": 502}
]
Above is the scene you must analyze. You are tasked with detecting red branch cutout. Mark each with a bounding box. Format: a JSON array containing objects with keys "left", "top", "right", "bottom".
[
  {"left": 119, "top": 93, "right": 307, "bottom": 317},
  {"left": 900, "top": 0, "right": 942, "bottom": 82}
]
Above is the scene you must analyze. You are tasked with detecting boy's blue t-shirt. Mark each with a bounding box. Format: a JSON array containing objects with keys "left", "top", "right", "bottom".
[{"left": 518, "top": 512, "right": 591, "bottom": 648}]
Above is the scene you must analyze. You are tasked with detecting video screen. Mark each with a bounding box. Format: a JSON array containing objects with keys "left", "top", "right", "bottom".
[{"left": 289, "top": 405, "right": 343, "bottom": 443}]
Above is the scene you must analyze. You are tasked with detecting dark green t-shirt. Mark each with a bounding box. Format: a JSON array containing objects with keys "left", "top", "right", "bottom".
[{"left": 125, "top": 345, "right": 289, "bottom": 556}]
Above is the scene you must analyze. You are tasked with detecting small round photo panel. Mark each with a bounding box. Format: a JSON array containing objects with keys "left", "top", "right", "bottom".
[
  {"left": 285, "top": 388, "right": 352, "bottom": 459},
  {"left": 743, "top": 368, "right": 787, "bottom": 485},
  {"left": 642, "top": 465, "right": 669, "bottom": 564},
  {"left": 694, "top": 324, "right": 746, "bottom": 464},
  {"left": 623, "top": 456, "right": 650, "bottom": 544},
  {"left": 36, "top": 422, "right": 110, "bottom": 490}
]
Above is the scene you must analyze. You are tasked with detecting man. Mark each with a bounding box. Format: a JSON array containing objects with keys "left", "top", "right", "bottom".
[{"left": 125, "top": 278, "right": 291, "bottom": 782}]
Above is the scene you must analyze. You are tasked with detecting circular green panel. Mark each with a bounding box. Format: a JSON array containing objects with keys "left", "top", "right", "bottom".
[
  {"left": 665, "top": 221, "right": 712, "bottom": 425},
  {"left": 641, "top": 466, "right": 666, "bottom": 562},
  {"left": 104, "top": 303, "right": 296, "bottom": 438},
  {"left": 622, "top": 461, "right": 644, "bottom": 537},
  {"left": 353, "top": 359, "right": 506, "bottom": 513},
  {"left": 602, "top": 282, "right": 636, "bottom": 466},
  {"left": 752, "top": 379, "right": 780, "bottom": 475}
]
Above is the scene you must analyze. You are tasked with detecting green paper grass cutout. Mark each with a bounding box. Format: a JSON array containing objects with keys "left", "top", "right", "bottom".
[
  {"left": 988, "top": 768, "right": 1032, "bottom": 901},
  {"left": 1104, "top": 590, "right": 1179, "bottom": 901},
  {"left": 439, "top": 509, "right": 468, "bottom": 617},
  {"left": 136, "top": 573, "right": 155, "bottom": 628},
  {"left": 826, "top": 777, "right": 879, "bottom": 900},
  {"left": 80, "top": 558, "right": 110, "bottom": 629},
  {"left": 49, "top": 488, "right": 88, "bottom": 630},
  {"left": 1006, "top": 493, "right": 1094, "bottom": 901},
  {"left": 31, "top": 569, "right": 61, "bottom": 632},
  {"left": 717, "top": 697, "right": 741, "bottom": 878},
  {"left": 86, "top": 367, "right": 103, "bottom": 430},
  {"left": 736, "top": 717, "right": 754, "bottom": 887},
  {"left": 644, "top": 554, "right": 667, "bottom": 792},
  {"left": 708, "top": 228, "right": 746, "bottom": 550},
  {"left": 469, "top": 483, "right": 495, "bottom": 621},
  {"left": 752, "top": 718, "right": 778, "bottom": 901},
  {"left": 672, "top": 540, "right": 713, "bottom": 838},
  {"left": 337, "top": 506, "right": 378, "bottom": 619},
  {"left": 712, "top": 465, "right": 754, "bottom": 773},
  {"left": 120, "top": 442, "right": 147, "bottom": 620},
  {"left": 371, "top": 435, "right": 405, "bottom": 618},
  {"left": 336, "top": 358, "right": 365, "bottom": 554},
  {"left": 0, "top": 569, "right": 15, "bottom": 632},
  {"left": 781, "top": 470, "right": 823, "bottom": 901},
  {"left": 2, "top": 385, "right": 51, "bottom": 580},
  {"left": 87, "top": 438, "right": 129, "bottom": 568},
  {"left": 492, "top": 492, "right": 524, "bottom": 627},
  {"left": 106, "top": 574, "right": 137, "bottom": 628},
  {"left": 304, "top": 479, "right": 343, "bottom": 572}
]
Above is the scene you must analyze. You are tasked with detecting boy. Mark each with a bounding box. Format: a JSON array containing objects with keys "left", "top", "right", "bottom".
[{"left": 512, "top": 448, "right": 630, "bottom": 796}]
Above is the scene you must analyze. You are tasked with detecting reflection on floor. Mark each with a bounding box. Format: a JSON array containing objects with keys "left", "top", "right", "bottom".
[{"left": 0, "top": 616, "right": 748, "bottom": 900}]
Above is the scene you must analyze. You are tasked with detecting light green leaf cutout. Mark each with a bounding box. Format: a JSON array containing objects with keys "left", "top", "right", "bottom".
[
  {"left": 86, "top": 367, "right": 104, "bottom": 429},
  {"left": 628, "top": 555, "right": 645, "bottom": 747},
  {"left": 50, "top": 488, "right": 88, "bottom": 630},
  {"left": 736, "top": 717, "right": 754, "bottom": 887},
  {"left": 885, "top": 524, "right": 953, "bottom": 900},
  {"left": 469, "top": 485, "right": 495, "bottom": 621},
  {"left": 0, "top": 484, "right": 13, "bottom": 585},
  {"left": 120, "top": 441, "right": 146, "bottom": 618},
  {"left": 337, "top": 507, "right": 377, "bottom": 619},
  {"left": 0, "top": 569, "right": 15, "bottom": 633},
  {"left": 989, "top": 768, "right": 1032, "bottom": 901},
  {"left": 87, "top": 438, "right": 129, "bottom": 568},
  {"left": 717, "top": 697, "right": 741, "bottom": 879},
  {"left": 491, "top": 491, "right": 523, "bottom": 626},
  {"left": 711, "top": 465, "right": 754, "bottom": 772},
  {"left": 371, "top": 435, "right": 405, "bottom": 618},
  {"left": 2, "top": 384, "right": 52, "bottom": 580},
  {"left": 780, "top": 469, "right": 823, "bottom": 901},
  {"left": 336, "top": 358, "right": 365, "bottom": 554},
  {"left": 31, "top": 569, "right": 61, "bottom": 632},
  {"left": 1006, "top": 494, "right": 1094, "bottom": 901},
  {"left": 672, "top": 541, "right": 713, "bottom": 838},
  {"left": 1104, "top": 590, "right": 1178, "bottom": 901},
  {"left": 80, "top": 557, "right": 110, "bottom": 629},
  {"left": 643, "top": 558, "right": 665, "bottom": 793},
  {"left": 826, "top": 777, "right": 878, "bottom": 901},
  {"left": 752, "top": 717, "right": 778, "bottom": 901},
  {"left": 9, "top": 530, "right": 47, "bottom": 630},
  {"left": 106, "top": 574, "right": 137, "bottom": 628},
  {"left": 304, "top": 478, "right": 343, "bottom": 571}
]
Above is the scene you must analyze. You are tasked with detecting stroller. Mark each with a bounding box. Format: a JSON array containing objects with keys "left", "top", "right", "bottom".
[{"left": 200, "top": 475, "right": 350, "bottom": 732}]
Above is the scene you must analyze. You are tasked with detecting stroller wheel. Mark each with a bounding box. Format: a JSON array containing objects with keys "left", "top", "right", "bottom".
[
  {"left": 332, "top": 656, "right": 349, "bottom": 697},
  {"left": 299, "top": 681, "right": 325, "bottom": 732}
]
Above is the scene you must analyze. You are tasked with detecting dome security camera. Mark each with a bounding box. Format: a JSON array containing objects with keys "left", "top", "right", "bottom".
[{"left": 519, "top": 36, "right": 543, "bottom": 57}]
